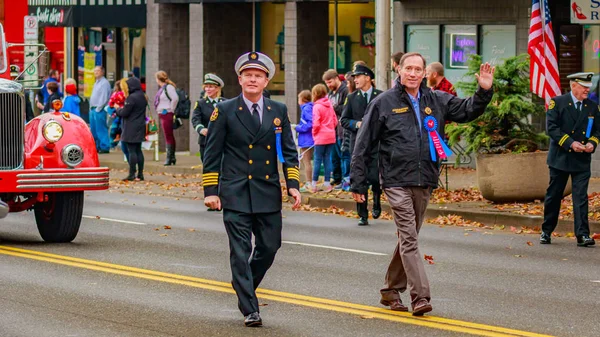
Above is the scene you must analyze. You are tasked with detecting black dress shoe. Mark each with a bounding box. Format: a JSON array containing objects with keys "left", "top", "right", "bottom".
[
  {"left": 122, "top": 175, "right": 135, "bottom": 181},
  {"left": 577, "top": 236, "right": 596, "bottom": 247},
  {"left": 540, "top": 232, "right": 552, "bottom": 244},
  {"left": 358, "top": 217, "right": 369, "bottom": 226},
  {"left": 372, "top": 207, "right": 381, "bottom": 219},
  {"left": 244, "top": 312, "right": 262, "bottom": 327}
]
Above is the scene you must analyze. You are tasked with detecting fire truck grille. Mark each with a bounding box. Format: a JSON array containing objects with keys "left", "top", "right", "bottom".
[{"left": 0, "top": 93, "right": 25, "bottom": 170}]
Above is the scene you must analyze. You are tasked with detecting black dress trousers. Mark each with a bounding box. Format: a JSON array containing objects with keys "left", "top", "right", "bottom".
[{"left": 223, "top": 209, "right": 282, "bottom": 316}]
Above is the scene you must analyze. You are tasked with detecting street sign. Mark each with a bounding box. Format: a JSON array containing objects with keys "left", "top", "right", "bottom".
[
  {"left": 24, "top": 44, "right": 39, "bottom": 84},
  {"left": 24, "top": 16, "right": 39, "bottom": 40}
]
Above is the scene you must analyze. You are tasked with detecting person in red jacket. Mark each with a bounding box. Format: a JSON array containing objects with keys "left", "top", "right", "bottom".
[{"left": 310, "top": 83, "right": 338, "bottom": 193}]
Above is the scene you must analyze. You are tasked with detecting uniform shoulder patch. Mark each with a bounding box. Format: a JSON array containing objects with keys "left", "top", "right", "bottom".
[
  {"left": 548, "top": 100, "right": 555, "bottom": 110},
  {"left": 210, "top": 107, "right": 219, "bottom": 122},
  {"left": 194, "top": 101, "right": 199, "bottom": 110}
]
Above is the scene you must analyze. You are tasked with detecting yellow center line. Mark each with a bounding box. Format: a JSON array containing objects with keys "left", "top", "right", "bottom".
[{"left": 0, "top": 245, "right": 553, "bottom": 337}]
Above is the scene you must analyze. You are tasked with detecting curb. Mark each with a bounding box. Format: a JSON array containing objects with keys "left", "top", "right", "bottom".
[
  {"left": 306, "top": 196, "right": 600, "bottom": 235},
  {"left": 103, "top": 161, "right": 203, "bottom": 176}
]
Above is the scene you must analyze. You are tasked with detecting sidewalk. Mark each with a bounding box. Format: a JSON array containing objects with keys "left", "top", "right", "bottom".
[{"left": 99, "top": 151, "right": 600, "bottom": 235}]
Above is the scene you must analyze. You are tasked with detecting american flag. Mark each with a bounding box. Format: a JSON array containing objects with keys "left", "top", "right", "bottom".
[{"left": 528, "top": 0, "right": 561, "bottom": 106}]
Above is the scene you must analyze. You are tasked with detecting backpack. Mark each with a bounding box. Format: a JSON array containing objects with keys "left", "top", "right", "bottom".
[{"left": 164, "top": 84, "right": 191, "bottom": 119}]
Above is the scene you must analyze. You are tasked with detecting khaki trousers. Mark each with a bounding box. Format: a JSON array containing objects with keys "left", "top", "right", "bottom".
[
  {"left": 380, "top": 186, "right": 431, "bottom": 306},
  {"left": 299, "top": 147, "right": 313, "bottom": 184}
]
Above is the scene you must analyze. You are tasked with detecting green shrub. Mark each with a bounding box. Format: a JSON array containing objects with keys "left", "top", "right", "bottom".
[{"left": 445, "top": 53, "right": 548, "bottom": 155}]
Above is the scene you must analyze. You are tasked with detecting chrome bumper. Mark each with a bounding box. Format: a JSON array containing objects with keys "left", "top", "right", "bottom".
[{"left": 0, "top": 201, "right": 8, "bottom": 219}]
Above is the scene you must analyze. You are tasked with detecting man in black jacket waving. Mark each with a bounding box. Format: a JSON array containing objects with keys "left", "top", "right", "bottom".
[{"left": 350, "top": 52, "right": 494, "bottom": 316}]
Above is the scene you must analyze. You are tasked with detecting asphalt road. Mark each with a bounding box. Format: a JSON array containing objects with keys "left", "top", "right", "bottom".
[{"left": 0, "top": 190, "right": 598, "bottom": 337}]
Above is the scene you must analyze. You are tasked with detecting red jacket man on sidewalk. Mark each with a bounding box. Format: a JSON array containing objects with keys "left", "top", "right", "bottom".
[{"left": 426, "top": 62, "right": 457, "bottom": 96}]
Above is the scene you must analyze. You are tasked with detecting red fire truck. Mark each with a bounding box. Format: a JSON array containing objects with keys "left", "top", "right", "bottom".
[{"left": 0, "top": 23, "right": 109, "bottom": 242}]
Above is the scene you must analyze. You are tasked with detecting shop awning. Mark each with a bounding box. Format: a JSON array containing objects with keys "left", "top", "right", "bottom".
[{"left": 28, "top": 0, "right": 146, "bottom": 28}]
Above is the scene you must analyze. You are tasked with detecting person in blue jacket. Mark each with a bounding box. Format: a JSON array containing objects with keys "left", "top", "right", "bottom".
[
  {"left": 295, "top": 90, "right": 314, "bottom": 192},
  {"left": 61, "top": 80, "right": 81, "bottom": 116}
]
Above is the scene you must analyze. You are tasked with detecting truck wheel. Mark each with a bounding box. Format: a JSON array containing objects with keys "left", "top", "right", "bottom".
[{"left": 34, "top": 192, "right": 84, "bottom": 243}]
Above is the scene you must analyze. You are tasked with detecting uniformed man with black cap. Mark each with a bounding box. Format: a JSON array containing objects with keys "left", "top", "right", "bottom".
[
  {"left": 541, "top": 72, "right": 599, "bottom": 247},
  {"left": 10, "top": 65, "right": 34, "bottom": 122},
  {"left": 191, "top": 73, "right": 226, "bottom": 162},
  {"left": 340, "top": 63, "right": 383, "bottom": 226},
  {"left": 202, "top": 51, "right": 302, "bottom": 327}
]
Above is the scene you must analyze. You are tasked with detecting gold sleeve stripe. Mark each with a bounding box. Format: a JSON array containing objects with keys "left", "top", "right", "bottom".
[
  {"left": 558, "top": 135, "right": 569, "bottom": 147},
  {"left": 203, "top": 181, "right": 219, "bottom": 186},
  {"left": 203, "top": 178, "right": 219, "bottom": 183},
  {"left": 288, "top": 176, "right": 300, "bottom": 182},
  {"left": 288, "top": 174, "right": 300, "bottom": 180},
  {"left": 590, "top": 137, "right": 599, "bottom": 145},
  {"left": 203, "top": 173, "right": 219, "bottom": 177},
  {"left": 287, "top": 168, "right": 300, "bottom": 174}
]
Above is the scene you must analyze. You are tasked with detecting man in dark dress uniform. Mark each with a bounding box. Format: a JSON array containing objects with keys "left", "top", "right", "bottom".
[
  {"left": 202, "top": 52, "right": 302, "bottom": 327},
  {"left": 540, "top": 72, "right": 599, "bottom": 247},
  {"left": 340, "top": 64, "right": 383, "bottom": 226},
  {"left": 191, "top": 73, "right": 226, "bottom": 161}
]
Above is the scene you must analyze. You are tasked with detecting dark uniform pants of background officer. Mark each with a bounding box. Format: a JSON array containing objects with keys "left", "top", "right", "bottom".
[{"left": 542, "top": 168, "right": 591, "bottom": 237}]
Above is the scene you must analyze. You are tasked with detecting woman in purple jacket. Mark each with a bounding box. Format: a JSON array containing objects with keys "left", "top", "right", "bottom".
[{"left": 295, "top": 90, "right": 314, "bottom": 192}]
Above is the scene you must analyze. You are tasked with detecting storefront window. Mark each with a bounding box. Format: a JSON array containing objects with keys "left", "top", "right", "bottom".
[
  {"left": 406, "top": 25, "right": 440, "bottom": 64},
  {"left": 120, "top": 28, "right": 146, "bottom": 80},
  {"left": 77, "top": 27, "right": 103, "bottom": 99},
  {"left": 260, "top": 3, "right": 285, "bottom": 94},
  {"left": 583, "top": 25, "right": 600, "bottom": 103},
  {"left": 480, "top": 25, "right": 516, "bottom": 67},
  {"left": 443, "top": 25, "right": 477, "bottom": 91}
]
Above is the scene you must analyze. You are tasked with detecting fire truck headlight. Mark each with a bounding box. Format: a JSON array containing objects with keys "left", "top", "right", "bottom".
[{"left": 42, "top": 121, "right": 64, "bottom": 143}]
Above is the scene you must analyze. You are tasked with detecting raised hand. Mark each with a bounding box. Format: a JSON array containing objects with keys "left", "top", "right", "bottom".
[{"left": 475, "top": 62, "right": 495, "bottom": 90}]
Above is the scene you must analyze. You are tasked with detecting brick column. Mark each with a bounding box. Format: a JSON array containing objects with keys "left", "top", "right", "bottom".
[
  {"left": 203, "top": 3, "right": 252, "bottom": 98},
  {"left": 296, "top": 2, "right": 328, "bottom": 104},
  {"left": 189, "top": 3, "right": 204, "bottom": 156},
  {"left": 284, "top": 2, "right": 328, "bottom": 124},
  {"left": 392, "top": 1, "right": 405, "bottom": 55},
  {"left": 145, "top": 0, "right": 190, "bottom": 152},
  {"left": 284, "top": 2, "right": 298, "bottom": 123}
]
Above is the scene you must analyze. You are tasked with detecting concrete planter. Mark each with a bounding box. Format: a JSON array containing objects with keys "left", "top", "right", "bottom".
[{"left": 476, "top": 151, "right": 572, "bottom": 203}]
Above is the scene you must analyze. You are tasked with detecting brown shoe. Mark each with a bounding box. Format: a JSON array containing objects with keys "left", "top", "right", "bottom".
[
  {"left": 412, "top": 299, "right": 432, "bottom": 316},
  {"left": 380, "top": 299, "right": 408, "bottom": 312}
]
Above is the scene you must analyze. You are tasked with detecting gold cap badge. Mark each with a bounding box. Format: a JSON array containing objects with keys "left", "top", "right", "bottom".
[
  {"left": 425, "top": 107, "right": 432, "bottom": 115},
  {"left": 273, "top": 118, "right": 281, "bottom": 126}
]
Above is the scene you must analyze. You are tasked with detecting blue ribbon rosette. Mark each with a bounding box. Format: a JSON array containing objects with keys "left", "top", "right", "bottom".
[
  {"left": 586, "top": 117, "right": 594, "bottom": 138},
  {"left": 424, "top": 116, "right": 453, "bottom": 161},
  {"left": 274, "top": 127, "right": 285, "bottom": 163}
]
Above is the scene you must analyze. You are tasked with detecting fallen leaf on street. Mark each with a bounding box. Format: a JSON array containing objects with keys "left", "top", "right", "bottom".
[
  {"left": 424, "top": 255, "right": 435, "bottom": 264},
  {"left": 163, "top": 225, "right": 172, "bottom": 230},
  {"left": 258, "top": 303, "right": 268, "bottom": 307},
  {"left": 428, "top": 215, "right": 484, "bottom": 228},
  {"left": 95, "top": 216, "right": 101, "bottom": 219},
  {"left": 159, "top": 234, "right": 168, "bottom": 237},
  {"left": 514, "top": 254, "right": 523, "bottom": 258},
  {"left": 526, "top": 241, "right": 534, "bottom": 246},
  {"left": 188, "top": 228, "right": 196, "bottom": 232},
  {"left": 565, "top": 232, "right": 575, "bottom": 238},
  {"left": 360, "top": 315, "right": 374, "bottom": 319},
  {"left": 592, "top": 233, "right": 600, "bottom": 240},
  {"left": 154, "top": 228, "right": 160, "bottom": 231}
]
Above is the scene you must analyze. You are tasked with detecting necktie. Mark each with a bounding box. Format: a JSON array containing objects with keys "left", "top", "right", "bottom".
[
  {"left": 251, "top": 103, "right": 261, "bottom": 132},
  {"left": 576, "top": 101, "right": 582, "bottom": 112},
  {"left": 363, "top": 92, "right": 369, "bottom": 104}
]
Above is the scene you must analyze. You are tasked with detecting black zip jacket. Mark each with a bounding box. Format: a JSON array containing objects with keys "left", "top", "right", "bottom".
[{"left": 350, "top": 79, "right": 493, "bottom": 194}]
